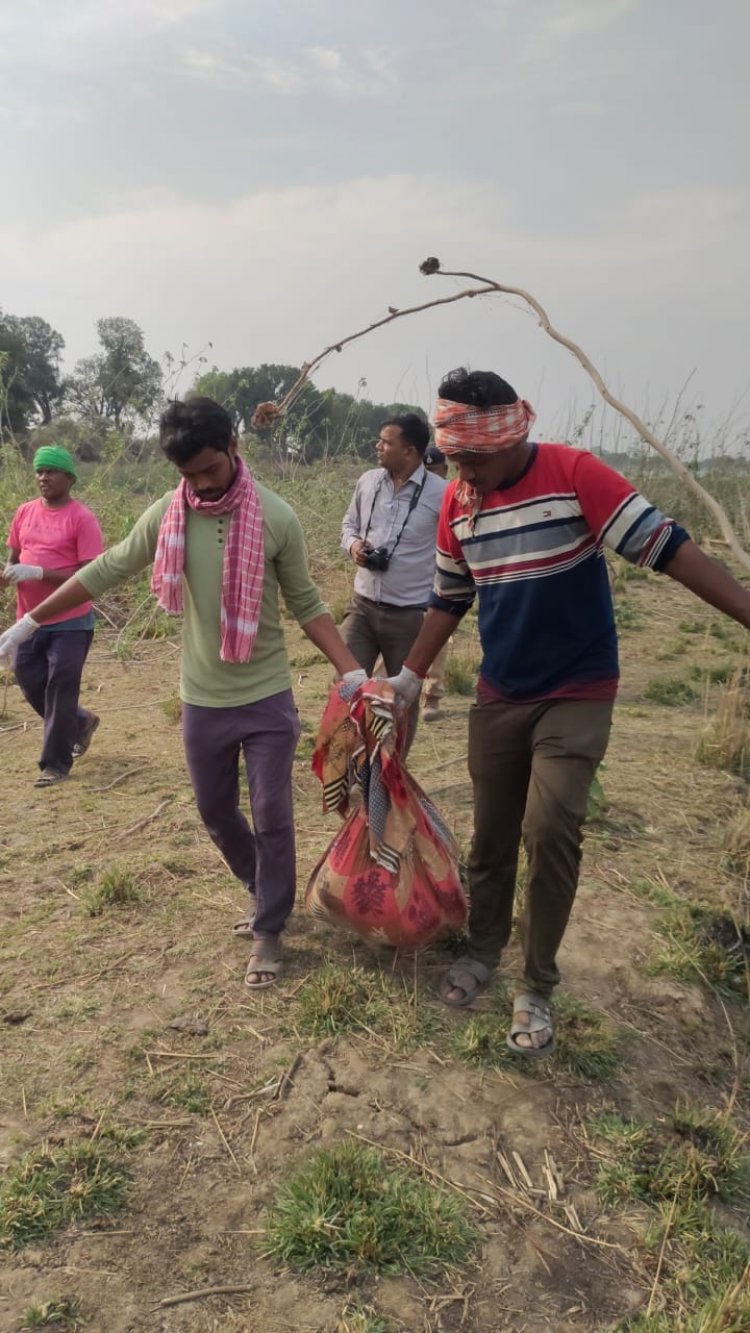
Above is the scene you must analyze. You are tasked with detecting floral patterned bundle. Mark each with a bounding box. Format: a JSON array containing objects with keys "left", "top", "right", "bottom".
[{"left": 305, "top": 679, "right": 467, "bottom": 949}]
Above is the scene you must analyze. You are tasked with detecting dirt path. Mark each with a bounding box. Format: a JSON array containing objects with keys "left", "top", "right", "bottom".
[{"left": 1, "top": 574, "right": 748, "bottom": 1332}]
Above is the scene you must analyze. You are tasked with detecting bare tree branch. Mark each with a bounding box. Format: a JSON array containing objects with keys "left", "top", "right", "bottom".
[
  {"left": 252, "top": 255, "right": 750, "bottom": 570},
  {"left": 431, "top": 263, "right": 750, "bottom": 571}
]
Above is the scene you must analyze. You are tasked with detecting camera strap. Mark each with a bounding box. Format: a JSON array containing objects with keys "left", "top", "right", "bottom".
[{"left": 363, "top": 470, "right": 427, "bottom": 557}]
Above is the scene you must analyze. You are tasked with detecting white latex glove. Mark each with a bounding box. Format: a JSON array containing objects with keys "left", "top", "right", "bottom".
[
  {"left": 341, "top": 668, "right": 368, "bottom": 688},
  {"left": 0, "top": 613, "right": 39, "bottom": 667},
  {"left": 3, "top": 563, "right": 44, "bottom": 583},
  {"left": 384, "top": 666, "right": 423, "bottom": 707}
]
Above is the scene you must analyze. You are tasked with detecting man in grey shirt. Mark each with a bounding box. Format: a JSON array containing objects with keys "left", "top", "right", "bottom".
[{"left": 340, "top": 413, "right": 446, "bottom": 754}]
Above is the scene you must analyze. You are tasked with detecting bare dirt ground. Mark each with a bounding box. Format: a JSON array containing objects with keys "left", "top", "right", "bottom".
[{"left": 1, "top": 571, "right": 748, "bottom": 1332}]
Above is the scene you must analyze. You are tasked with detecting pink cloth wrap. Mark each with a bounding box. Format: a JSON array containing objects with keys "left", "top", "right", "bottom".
[
  {"left": 151, "top": 455, "right": 265, "bottom": 664},
  {"left": 433, "top": 395, "right": 536, "bottom": 454}
]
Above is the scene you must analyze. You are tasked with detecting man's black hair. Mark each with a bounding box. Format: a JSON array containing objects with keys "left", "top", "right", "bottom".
[
  {"left": 160, "top": 396, "right": 234, "bottom": 465},
  {"left": 438, "top": 368, "right": 518, "bottom": 408},
  {"left": 381, "top": 412, "right": 431, "bottom": 456}
]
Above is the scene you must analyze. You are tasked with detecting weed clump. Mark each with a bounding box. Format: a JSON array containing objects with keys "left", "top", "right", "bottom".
[
  {"left": 648, "top": 902, "right": 749, "bottom": 1002},
  {"left": 590, "top": 1105, "right": 748, "bottom": 1207},
  {"left": 443, "top": 652, "right": 477, "bottom": 696},
  {"left": 643, "top": 677, "right": 697, "bottom": 707},
  {"left": 0, "top": 1141, "right": 130, "bottom": 1250},
  {"left": 265, "top": 1140, "right": 475, "bottom": 1275},
  {"left": 294, "top": 961, "right": 432, "bottom": 1051},
  {"left": 154, "top": 1071, "right": 212, "bottom": 1115},
  {"left": 82, "top": 866, "right": 143, "bottom": 917},
  {"left": 20, "top": 1297, "right": 83, "bottom": 1329}
]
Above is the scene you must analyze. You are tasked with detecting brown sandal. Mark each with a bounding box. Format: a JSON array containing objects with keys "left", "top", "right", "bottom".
[{"left": 244, "top": 940, "right": 282, "bottom": 991}]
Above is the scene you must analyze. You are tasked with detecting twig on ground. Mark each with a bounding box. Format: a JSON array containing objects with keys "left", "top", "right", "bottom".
[
  {"left": 154, "top": 1283, "right": 256, "bottom": 1311},
  {"left": 346, "top": 1130, "right": 492, "bottom": 1217},
  {"left": 211, "top": 1106, "right": 242, "bottom": 1175},
  {"left": 114, "top": 798, "right": 172, "bottom": 840},
  {"left": 85, "top": 765, "right": 150, "bottom": 792},
  {"left": 646, "top": 1188, "right": 680, "bottom": 1317}
]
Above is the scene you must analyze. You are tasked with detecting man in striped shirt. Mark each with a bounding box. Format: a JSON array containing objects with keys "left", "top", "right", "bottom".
[{"left": 387, "top": 368, "right": 750, "bottom": 1057}]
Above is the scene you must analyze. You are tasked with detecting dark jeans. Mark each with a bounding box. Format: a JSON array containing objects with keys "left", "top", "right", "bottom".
[
  {"left": 14, "top": 627, "right": 95, "bottom": 774},
  {"left": 181, "top": 690, "right": 301, "bottom": 939},
  {"left": 466, "top": 697, "right": 614, "bottom": 997},
  {"left": 341, "top": 594, "right": 425, "bottom": 756}
]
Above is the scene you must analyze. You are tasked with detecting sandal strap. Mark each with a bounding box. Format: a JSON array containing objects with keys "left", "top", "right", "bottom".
[
  {"left": 448, "top": 957, "right": 492, "bottom": 986},
  {"left": 509, "top": 992, "right": 552, "bottom": 1037}
]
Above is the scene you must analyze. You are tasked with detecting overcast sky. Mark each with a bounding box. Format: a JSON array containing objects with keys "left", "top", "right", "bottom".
[{"left": 1, "top": 0, "right": 748, "bottom": 444}]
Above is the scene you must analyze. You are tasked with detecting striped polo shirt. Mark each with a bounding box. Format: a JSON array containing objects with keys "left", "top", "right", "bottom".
[{"left": 429, "top": 443, "right": 689, "bottom": 702}]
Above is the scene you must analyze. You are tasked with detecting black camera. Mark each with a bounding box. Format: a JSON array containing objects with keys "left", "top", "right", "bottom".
[{"left": 362, "top": 543, "right": 391, "bottom": 572}]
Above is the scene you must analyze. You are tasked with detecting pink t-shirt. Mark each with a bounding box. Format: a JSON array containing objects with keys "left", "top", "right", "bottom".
[{"left": 7, "top": 497, "right": 104, "bottom": 623}]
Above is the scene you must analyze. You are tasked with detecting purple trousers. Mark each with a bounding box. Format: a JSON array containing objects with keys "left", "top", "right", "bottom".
[
  {"left": 14, "top": 627, "right": 95, "bottom": 774},
  {"left": 181, "top": 690, "right": 301, "bottom": 939}
]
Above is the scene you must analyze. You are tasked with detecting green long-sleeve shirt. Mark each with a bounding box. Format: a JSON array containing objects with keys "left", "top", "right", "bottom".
[{"left": 79, "top": 485, "right": 325, "bottom": 708}]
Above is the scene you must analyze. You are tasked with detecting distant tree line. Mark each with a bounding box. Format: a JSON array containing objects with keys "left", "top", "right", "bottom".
[{"left": 0, "top": 308, "right": 424, "bottom": 464}]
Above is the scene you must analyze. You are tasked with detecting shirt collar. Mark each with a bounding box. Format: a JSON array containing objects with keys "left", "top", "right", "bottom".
[{"left": 383, "top": 461, "right": 425, "bottom": 489}]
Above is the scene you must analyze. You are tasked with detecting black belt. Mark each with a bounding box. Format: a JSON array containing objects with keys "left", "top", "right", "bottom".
[{"left": 356, "top": 594, "right": 427, "bottom": 613}]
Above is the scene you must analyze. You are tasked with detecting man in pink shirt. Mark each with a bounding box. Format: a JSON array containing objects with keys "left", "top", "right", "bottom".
[{"left": 2, "top": 444, "right": 104, "bottom": 786}]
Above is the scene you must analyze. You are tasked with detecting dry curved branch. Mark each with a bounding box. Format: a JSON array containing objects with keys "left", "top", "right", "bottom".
[
  {"left": 251, "top": 255, "right": 750, "bottom": 570},
  {"left": 430, "top": 264, "right": 750, "bottom": 572},
  {"left": 251, "top": 285, "right": 496, "bottom": 427}
]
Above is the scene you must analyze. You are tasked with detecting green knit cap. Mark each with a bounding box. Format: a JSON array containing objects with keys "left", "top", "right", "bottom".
[{"left": 33, "top": 444, "right": 77, "bottom": 478}]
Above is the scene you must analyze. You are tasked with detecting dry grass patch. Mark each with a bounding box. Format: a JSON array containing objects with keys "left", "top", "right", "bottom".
[{"left": 696, "top": 670, "right": 750, "bottom": 779}]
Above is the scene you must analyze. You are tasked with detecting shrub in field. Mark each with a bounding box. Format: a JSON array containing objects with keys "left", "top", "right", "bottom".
[{"left": 265, "top": 1140, "right": 475, "bottom": 1274}]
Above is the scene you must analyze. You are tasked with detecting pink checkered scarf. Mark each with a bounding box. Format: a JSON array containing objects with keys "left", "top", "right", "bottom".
[
  {"left": 433, "top": 396, "right": 536, "bottom": 453},
  {"left": 151, "top": 455, "right": 265, "bottom": 663}
]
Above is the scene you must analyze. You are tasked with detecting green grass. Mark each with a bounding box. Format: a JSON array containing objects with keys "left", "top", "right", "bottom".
[
  {"left": 620, "top": 876, "right": 749, "bottom": 1001},
  {"left": 621, "top": 1200, "right": 750, "bottom": 1330},
  {"left": 293, "top": 960, "right": 434, "bottom": 1052},
  {"left": 19, "top": 1298, "right": 83, "bottom": 1330},
  {"left": 586, "top": 768, "right": 608, "bottom": 822},
  {"left": 153, "top": 1071, "right": 212, "bottom": 1115},
  {"left": 160, "top": 691, "right": 182, "bottom": 724},
  {"left": 643, "top": 676, "right": 697, "bottom": 707},
  {"left": 443, "top": 652, "right": 478, "bottom": 696},
  {"left": 646, "top": 901, "right": 749, "bottom": 1002},
  {"left": 614, "top": 598, "right": 644, "bottom": 631},
  {"left": 0, "top": 1141, "right": 131, "bottom": 1250},
  {"left": 688, "top": 661, "right": 735, "bottom": 685},
  {"left": 81, "top": 865, "right": 143, "bottom": 917},
  {"left": 264, "top": 1140, "right": 476, "bottom": 1275},
  {"left": 449, "top": 990, "right": 624, "bottom": 1081},
  {"left": 590, "top": 1106, "right": 748, "bottom": 1207}
]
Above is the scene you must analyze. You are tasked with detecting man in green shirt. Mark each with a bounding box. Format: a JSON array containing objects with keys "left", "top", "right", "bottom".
[{"left": 0, "top": 397, "right": 366, "bottom": 990}]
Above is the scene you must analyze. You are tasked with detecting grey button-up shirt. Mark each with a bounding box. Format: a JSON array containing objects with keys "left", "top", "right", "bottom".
[{"left": 340, "top": 463, "right": 447, "bottom": 607}]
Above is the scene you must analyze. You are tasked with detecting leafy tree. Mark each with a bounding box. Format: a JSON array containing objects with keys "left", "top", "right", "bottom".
[
  {"left": 66, "top": 317, "right": 161, "bottom": 429},
  {"left": 193, "top": 364, "right": 425, "bottom": 463},
  {"left": 0, "top": 311, "right": 65, "bottom": 437}
]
